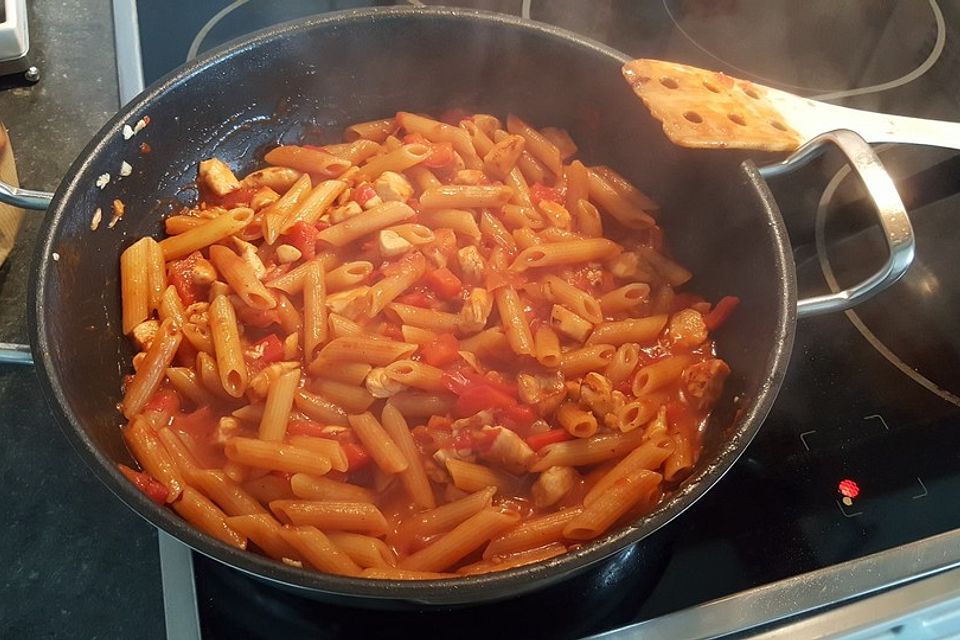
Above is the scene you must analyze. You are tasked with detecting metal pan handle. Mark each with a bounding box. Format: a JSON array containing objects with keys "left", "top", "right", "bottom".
[
  {"left": 0, "top": 181, "right": 51, "bottom": 365},
  {"left": 758, "top": 130, "right": 915, "bottom": 318}
]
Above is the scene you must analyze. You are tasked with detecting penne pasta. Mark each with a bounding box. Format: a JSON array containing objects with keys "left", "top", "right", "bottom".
[
  {"left": 586, "top": 315, "right": 668, "bottom": 346},
  {"left": 159, "top": 207, "right": 254, "bottom": 260},
  {"left": 510, "top": 238, "right": 622, "bottom": 272},
  {"left": 347, "top": 412, "right": 408, "bottom": 474}
]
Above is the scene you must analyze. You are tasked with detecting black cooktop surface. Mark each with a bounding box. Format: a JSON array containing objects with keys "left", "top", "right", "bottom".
[{"left": 127, "top": 1, "right": 960, "bottom": 638}]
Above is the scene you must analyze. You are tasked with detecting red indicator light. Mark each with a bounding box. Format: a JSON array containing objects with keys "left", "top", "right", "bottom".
[{"left": 838, "top": 479, "right": 860, "bottom": 499}]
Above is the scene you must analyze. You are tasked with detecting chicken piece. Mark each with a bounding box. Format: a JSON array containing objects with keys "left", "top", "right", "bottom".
[
  {"left": 453, "top": 169, "right": 486, "bottom": 185},
  {"left": 450, "top": 410, "right": 495, "bottom": 431},
  {"left": 478, "top": 426, "right": 536, "bottom": 475},
  {"left": 607, "top": 251, "right": 658, "bottom": 283},
  {"left": 458, "top": 288, "right": 493, "bottom": 334},
  {"left": 275, "top": 244, "right": 302, "bottom": 264},
  {"left": 365, "top": 367, "right": 407, "bottom": 398},
  {"left": 518, "top": 371, "right": 567, "bottom": 417},
  {"left": 532, "top": 466, "right": 579, "bottom": 508},
  {"left": 325, "top": 287, "right": 370, "bottom": 319},
  {"left": 457, "top": 246, "right": 486, "bottom": 284},
  {"left": 666, "top": 308, "right": 708, "bottom": 348},
  {"left": 378, "top": 230, "right": 414, "bottom": 258},
  {"left": 579, "top": 372, "right": 615, "bottom": 417},
  {"left": 198, "top": 158, "right": 240, "bottom": 197},
  {"left": 434, "top": 447, "right": 477, "bottom": 467},
  {"left": 211, "top": 417, "right": 242, "bottom": 447},
  {"left": 190, "top": 257, "right": 218, "bottom": 285},
  {"left": 131, "top": 320, "right": 159, "bottom": 351},
  {"left": 373, "top": 171, "right": 414, "bottom": 203},
  {"left": 682, "top": 358, "right": 731, "bottom": 411},
  {"left": 328, "top": 201, "right": 363, "bottom": 224},
  {"left": 231, "top": 237, "right": 267, "bottom": 280}
]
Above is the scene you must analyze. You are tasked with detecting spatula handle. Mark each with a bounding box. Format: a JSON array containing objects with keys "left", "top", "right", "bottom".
[{"left": 759, "top": 130, "right": 915, "bottom": 318}]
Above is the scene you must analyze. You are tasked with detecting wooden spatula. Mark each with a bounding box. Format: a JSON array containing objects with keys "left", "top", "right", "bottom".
[{"left": 622, "top": 59, "right": 960, "bottom": 152}]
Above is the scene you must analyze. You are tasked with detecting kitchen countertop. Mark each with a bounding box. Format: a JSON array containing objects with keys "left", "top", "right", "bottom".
[{"left": 0, "top": 1, "right": 164, "bottom": 638}]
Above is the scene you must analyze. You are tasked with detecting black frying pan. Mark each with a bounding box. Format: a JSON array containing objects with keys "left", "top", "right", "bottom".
[{"left": 0, "top": 8, "right": 912, "bottom": 606}]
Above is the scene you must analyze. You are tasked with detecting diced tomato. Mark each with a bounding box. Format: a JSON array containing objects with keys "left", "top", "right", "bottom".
[
  {"left": 220, "top": 186, "right": 256, "bottom": 209},
  {"left": 341, "top": 442, "right": 372, "bottom": 471},
  {"left": 703, "top": 296, "right": 740, "bottom": 331},
  {"left": 172, "top": 406, "right": 217, "bottom": 441},
  {"left": 352, "top": 182, "right": 378, "bottom": 207},
  {"left": 454, "top": 384, "right": 517, "bottom": 417},
  {"left": 525, "top": 428, "right": 573, "bottom": 451},
  {"left": 143, "top": 388, "right": 181, "bottom": 417},
  {"left": 118, "top": 464, "right": 169, "bottom": 505},
  {"left": 501, "top": 403, "right": 538, "bottom": 429},
  {"left": 423, "top": 267, "right": 463, "bottom": 300},
  {"left": 427, "top": 415, "right": 453, "bottom": 431},
  {"left": 396, "top": 289, "right": 436, "bottom": 308},
  {"left": 246, "top": 334, "right": 284, "bottom": 373},
  {"left": 281, "top": 221, "right": 318, "bottom": 261},
  {"left": 421, "top": 333, "right": 460, "bottom": 368},
  {"left": 529, "top": 183, "right": 564, "bottom": 205},
  {"left": 167, "top": 253, "right": 203, "bottom": 305},
  {"left": 422, "top": 142, "right": 456, "bottom": 169},
  {"left": 381, "top": 322, "right": 404, "bottom": 341},
  {"left": 286, "top": 419, "right": 327, "bottom": 438}
]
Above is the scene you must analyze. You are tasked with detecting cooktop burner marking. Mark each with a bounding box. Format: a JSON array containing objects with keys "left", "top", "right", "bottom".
[
  {"left": 186, "top": 0, "right": 248, "bottom": 61},
  {"left": 913, "top": 477, "right": 929, "bottom": 500},
  {"left": 816, "top": 163, "right": 960, "bottom": 409},
  {"left": 799, "top": 430, "right": 817, "bottom": 451},
  {"left": 864, "top": 414, "right": 890, "bottom": 431},
  {"left": 662, "top": 0, "right": 944, "bottom": 101},
  {"left": 836, "top": 499, "right": 863, "bottom": 518}
]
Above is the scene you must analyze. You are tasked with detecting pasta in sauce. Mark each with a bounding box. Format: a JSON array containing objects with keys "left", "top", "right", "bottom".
[{"left": 116, "top": 110, "right": 736, "bottom": 579}]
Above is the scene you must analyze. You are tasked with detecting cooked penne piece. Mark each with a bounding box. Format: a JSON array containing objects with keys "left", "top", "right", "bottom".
[
  {"left": 458, "top": 327, "right": 509, "bottom": 359},
  {"left": 361, "top": 568, "right": 456, "bottom": 580},
  {"left": 419, "top": 184, "right": 513, "bottom": 209},
  {"left": 121, "top": 319, "right": 182, "bottom": 418},
  {"left": 271, "top": 500, "right": 389, "bottom": 536},
  {"left": 158, "top": 285, "right": 186, "bottom": 327},
  {"left": 208, "top": 245, "right": 276, "bottom": 310},
  {"left": 165, "top": 367, "right": 218, "bottom": 407},
  {"left": 638, "top": 246, "right": 693, "bottom": 287},
  {"left": 559, "top": 344, "right": 616, "bottom": 377},
  {"left": 402, "top": 487, "right": 495, "bottom": 539},
  {"left": 120, "top": 238, "right": 153, "bottom": 334},
  {"left": 550, "top": 305, "right": 594, "bottom": 343},
  {"left": 563, "top": 470, "right": 662, "bottom": 540},
  {"left": 396, "top": 111, "right": 479, "bottom": 168},
  {"left": 159, "top": 207, "right": 254, "bottom": 260},
  {"left": 382, "top": 403, "right": 436, "bottom": 509},
  {"left": 173, "top": 487, "right": 247, "bottom": 549},
  {"left": 265, "top": 145, "right": 352, "bottom": 178},
  {"left": 358, "top": 143, "right": 432, "bottom": 179},
  {"left": 317, "top": 335, "right": 417, "bottom": 366},
  {"left": 495, "top": 286, "right": 535, "bottom": 357},
  {"left": 386, "top": 303, "right": 459, "bottom": 334},
  {"left": 600, "top": 283, "right": 651, "bottom": 315},
  {"left": 584, "top": 436, "right": 675, "bottom": 506},
  {"left": 592, "top": 165, "right": 660, "bottom": 211},
  {"left": 188, "top": 469, "right": 269, "bottom": 517},
  {"left": 366, "top": 252, "right": 426, "bottom": 317},
  {"left": 399, "top": 508, "right": 520, "bottom": 572},
  {"left": 574, "top": 199, "right": 604, "bottom": 238},
  {"left": 445, "top": 458, "right": 517, "bottom": 494},
  {"left": 123, "top": 417, "right": 184, "bottom": 502},
  {"left": 257, "top": 367, "right": 300, "bottom": 441},
  {"left": 507, "top": 114, "right": 562, "bottom": 176},
  {"left": 307, "top": 358, "right": 371, "bottom": 384},
  {"left": 224, "top": 437, "right": 332, "bottom": 476},
  {"left": 557, "top": 402, "right": 599, "bottom": 438},
  {"left": 384, "top": 360, "right": 446, "bottom": 393},
  {"left": 278, "top": 526, "right": 361, "bottom": 576},
  {"left": 460, "top": 543, "right": 568, "bottom": 575},
  {"left": 616, "top": 396, "right": 664, "bottom": 433},
  {"left": 632, "top": 354, "right": 697, "bottom": 397},
  {"left": 311, "top": 378, "right": 375, "bottom": 413},
  {"left": 317, "top": 201, "right": 416, "bottom": 247},
  {"left": 225, "top": 514, "right": 301, "bottom": 561},
  {"left": 587, "top": 169, "right": 656, "bottom": 229},
  {"left": 541, "top": 274, "right": 603, "bottom": 323},
  {"left": 400, "top": 325, "right": 439, "bottom": 345},
  {"left": 483, "top": 134, "right": 525, "bottom": 179},
  {"left": 344, "top": 117, "right": 396, "bottom": 143},
  {"left": 586, "top": 315, "right": 667, "bottom": 347},
  {"left": 417, "top": 209, "right": 481, "bottom": 241},
  {"left": 302, "top": 262, "right": 328, "bottom": 363},
  {"left": 293, "top": 388, "right": 349, "bottom": 426},
  {"left": 323, "top": 140, "right": 381, "bottom": 164},
  {"left": 483, "top": 508, "right": 581, "bottom": 559},
  {"left": 386, "top": 391, "right": 455, "bottom": 417},
  {"left": 664, "top": 432, "right": 695, "bottom": 482},
  {"left": 510, "top": 238, "right": 622, "bottom": 272},
  {"left": 209, "top": 295, "right": 248, "bottom": 398},
  {"left": 277, "top": 179, "right": 347, "bottom": 233},
  {"left": 534, "top": 326, "right": 562, "bottom": 369},
  {"left": 326, "top": 532, "right": 397, "bottom": 569},
  {"left": 291, "top": 473, "right": 375, "bottom": 503},
  {"left": 347, "top": 412, "right": 408, "bottom": 474},
  {"left": 605, "top": 343, "right": 641, "bottom": 386},
  {"left": 530, "top": 428, "right": 647, "bottom": 472}
]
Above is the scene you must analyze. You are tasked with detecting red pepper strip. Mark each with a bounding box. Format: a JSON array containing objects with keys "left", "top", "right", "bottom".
[
  {"left": 282, "top": 221, "right": 318, "bottom": 261},
  {"left": 704, "top": 296, "right": 740, "bottom": 331},
  {"left": 526, "top": 429, "right": 573, "bottom": 452},
  {"left": 286, "top": 419, "right": 327, "bottom": 438},
  {"left": 250, "top": 334, "right": 284, "bottom": 366},
  {"left": 221, "top": 186, "right": 256, "bottom": 209},
  {"left": 421, "top": 333, "right": 460, "bottom": 368},
  {"left": 118, "top": 464, "right": 169, "bottom": 505},
  {"left": 143, "top": 388, "right": 181, "bottom": 416},
  {"left": 454, "top": 384, "right": 517, "bottom": 418},
  {"left": 502, "top": 403, "right": 538, "bottom": 429},
  {"left": 352, "top": 183, "right": 378, "bottom": 207}
]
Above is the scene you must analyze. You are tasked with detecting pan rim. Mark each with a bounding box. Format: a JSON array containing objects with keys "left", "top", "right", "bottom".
[{"left": 28, "top": 5, "right": 797, "bottom": 604}]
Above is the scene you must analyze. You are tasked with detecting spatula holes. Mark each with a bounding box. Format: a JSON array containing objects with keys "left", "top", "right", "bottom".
[
  {"left": 683, "top": 111, "right": 703, "bottom": 124},
  {"left": 702, "top": 80, "right": 721, "bottom": 93},
  {"left": 742, "top": 86, "right": 760, "bottom": 99},
  {"left": 728, "top": 113, "right": 747, "bottom": 126},
  {"left": 659, "top": 77, "right": 679, "bottom": 89},
  {"left": 770, "top": 120, "right": 788, "bottom": 131}
]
